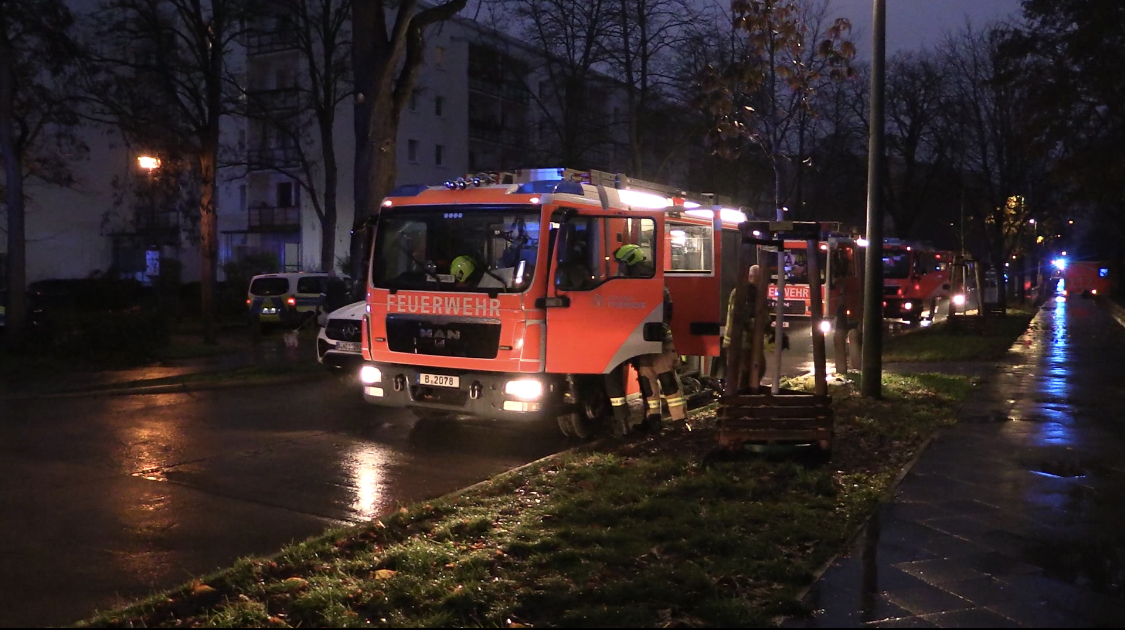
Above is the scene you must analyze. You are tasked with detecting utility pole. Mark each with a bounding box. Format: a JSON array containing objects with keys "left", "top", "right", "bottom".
[{"left": 861, "top": 0, "right": 886, "bottom": 398}]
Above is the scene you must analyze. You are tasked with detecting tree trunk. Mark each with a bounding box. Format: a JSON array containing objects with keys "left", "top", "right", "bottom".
[
  {"left": 349, "top": 94, "right": 371, "bottom": 295},
  {"left": 199, "top": 147, "right": 218, "bottom": 344},
  {"left": 321, "top": 127, "right": 338, "bottom": 274},
  {"left": 1, "top": 30, "right": 27, "bottom": 351}
]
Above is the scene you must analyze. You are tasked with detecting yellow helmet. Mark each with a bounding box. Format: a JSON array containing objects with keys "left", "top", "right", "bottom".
[
  {"left": 614, "top": 243, "right": 646, "bottom": 266},
  {"left": 450, "top": 255, "right": 477, "bottom": 283}
]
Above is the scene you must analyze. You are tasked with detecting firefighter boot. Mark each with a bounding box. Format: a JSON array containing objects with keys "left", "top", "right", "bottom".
[{"left": 610, "top": 397, "right": 633, "bottom": 436}]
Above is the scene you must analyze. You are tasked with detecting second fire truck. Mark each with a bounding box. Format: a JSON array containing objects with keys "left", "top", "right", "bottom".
[{"left": 881, "top": 239, "right": 952, "bottom": 322}]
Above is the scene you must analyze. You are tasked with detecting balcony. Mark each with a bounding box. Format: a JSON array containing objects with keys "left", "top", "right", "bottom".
[
  {"left": 469, "top": 77, "right": 530, "bottom": 104},
  {"left": 248, "top": 206, "right": 300, "bottom": 232},
  {"left": 468, "top": 122, "right": 528, "bottom": 148},
  {"left": 247, "top": 146, "right": 301, "bottom": 171},
  {"left": 246, "top": 29, "right": 298, "bottom": 56},
  {"left": 246, "top": 88, "right": 301, "bottom": 114}
]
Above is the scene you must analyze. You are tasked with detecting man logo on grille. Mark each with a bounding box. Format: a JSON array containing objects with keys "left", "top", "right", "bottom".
[{"left": 419, "top": 328, "right": 461, "bottom": 340}]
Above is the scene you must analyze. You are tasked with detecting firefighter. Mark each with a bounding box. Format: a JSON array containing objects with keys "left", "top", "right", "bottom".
[
  {"left": 720, "top": 264, "right": 767, "bottom": 391},
  {"left": 604, "top": 243, "right": 685, "bottom": 434}
]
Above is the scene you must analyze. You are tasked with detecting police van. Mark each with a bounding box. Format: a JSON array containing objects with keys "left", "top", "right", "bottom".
[{"left": 246, "top": 272, "right": 333, "bottom": 329}]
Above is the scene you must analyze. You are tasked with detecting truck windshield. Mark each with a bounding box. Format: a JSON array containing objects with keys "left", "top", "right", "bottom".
[
  {"left": 882, "top": 249, "right": 912, "bottom": 279},
  {"left": 770, "top": 247, "right": 826, "bottom": 284},
  {"left": 371, "top": 205, "right": 542, "bottom": 293}
]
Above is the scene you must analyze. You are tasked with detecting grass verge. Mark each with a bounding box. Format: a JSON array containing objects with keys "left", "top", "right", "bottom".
[
  {"left": 79, "top": 372, "right": 976, "bottom": 629},
  {"left": 883, "top": 304, "right": 1038, "bottom": 362}
]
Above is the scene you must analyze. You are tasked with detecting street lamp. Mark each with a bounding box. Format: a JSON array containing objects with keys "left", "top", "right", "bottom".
[{"left": 138, "top": 155, "right": 161, "bottom": 170}]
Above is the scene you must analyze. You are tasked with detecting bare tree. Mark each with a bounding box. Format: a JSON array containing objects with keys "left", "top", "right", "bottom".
[
  {"left": 499, "top": 0, "right": 620, "bottom": 170},
  {"left": 882, "top": 50, "right": 949, "bottom": 238},
  {"left": 606, "top": 0, "right": 700, "bottom": 177},
  {"left": 1, "top": 0, "right": 85, "bottom": 351},
  {"left": 83, "top": 0, "right": 253, "bottom": 343},
  {"left": 242, "top": 0, "right": 352, "bottom": 274},
  {"left": 701, "top": 0, "right": 855, "bottom": 220},
  {"left": 348, "top": 0, "right": 468, "bottom": 289},
  {"left": 939, "top": 22, "right": 1053, "bottom": 310}
]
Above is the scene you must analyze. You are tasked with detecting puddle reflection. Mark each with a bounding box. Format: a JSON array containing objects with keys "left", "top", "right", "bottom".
[
  {"left": 1020, "top": 295, "right": 1075, "bottom": 448},
  {"left": 344, "top": 444, "right": 393, "bottom": 521}
]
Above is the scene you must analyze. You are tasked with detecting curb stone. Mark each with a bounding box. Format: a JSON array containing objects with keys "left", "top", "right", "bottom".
[{"left": 1, "top": 371, "right": 330, "bottom": 401}]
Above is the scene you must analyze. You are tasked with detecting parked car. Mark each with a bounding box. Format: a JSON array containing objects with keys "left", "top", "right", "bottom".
[
  {"left": 317, "top": 300, "right": 365, "bottom": 371},
  {"left": 247, "top": 272, "right": 330, "bottom": 330}
]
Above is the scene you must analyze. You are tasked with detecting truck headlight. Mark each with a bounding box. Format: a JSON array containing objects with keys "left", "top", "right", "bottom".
[
  {"left": 504, "top": 379, "right": 543, "bottom": 400},
  {"left": 952, "top": 294, "right": 966, "bottom": 306},
  {"left": 819, "top": 320, "right": 832, "bottom": 334},
  {"left": 903, "top": 301, "right": 913, "bottom": 311},
  {"left": 360, "top": 365, "right": 381, "bottom": 384}
]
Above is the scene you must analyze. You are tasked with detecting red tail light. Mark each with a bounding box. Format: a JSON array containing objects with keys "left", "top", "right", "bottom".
[
  {"left": 287, "top": 296, "right": 296, "bottom": 306},
  {"left": 246, "top": 298, "right": 251, "bottom": 305},
  {"left": 914, "top": 284, "right": 920, "bottom": 291}
]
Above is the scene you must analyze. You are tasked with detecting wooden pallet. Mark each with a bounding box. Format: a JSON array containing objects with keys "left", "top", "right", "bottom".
[{"left": 717, "top": 387, "right": 833, "bottom": 453}]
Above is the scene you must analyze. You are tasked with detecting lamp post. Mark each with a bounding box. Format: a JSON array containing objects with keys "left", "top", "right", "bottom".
[
  {"left": 861, "top": 0, "right": 886, "bottom": 399},
  {"left": 137, "top": 155, "right": 162, "bottom": 282}
]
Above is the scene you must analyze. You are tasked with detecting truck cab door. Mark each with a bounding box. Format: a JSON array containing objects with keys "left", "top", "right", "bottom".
[
  {"left": 542, "top": 208, "right": 664, "bottom": 374},
  {"left": 665, "top": 213, "right": 723, "bottom": 357}
]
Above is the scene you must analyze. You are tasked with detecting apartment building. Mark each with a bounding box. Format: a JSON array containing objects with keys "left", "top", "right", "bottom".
[
  {"left": 6, "top": 6, "right": 635, "bottom": 285},
  {"left": 216, "top": 11, "right": 632, "bottom": 276}
]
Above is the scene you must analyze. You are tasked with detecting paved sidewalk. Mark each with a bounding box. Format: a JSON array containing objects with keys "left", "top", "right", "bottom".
[{"left": 785, "top": 294, "right": 1125, "bottom": 627}]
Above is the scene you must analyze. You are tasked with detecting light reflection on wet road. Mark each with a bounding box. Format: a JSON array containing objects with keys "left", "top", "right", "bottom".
[{"left": 0, "top": 378, "right": 569, "bottom": 628}]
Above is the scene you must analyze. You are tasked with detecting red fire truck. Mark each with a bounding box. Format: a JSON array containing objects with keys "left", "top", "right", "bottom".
[
  {"left": 880, "top": 239, "right": 952, "bottom": 322},
  {"left": 765, "top": 223, "right": 865, "bottom": 334},
  {"left": 356, "top": 168, "right": 746, "bottom": 438},
  {"left": 1056, "top": 258, "right": 1113, "bottom": 298}
]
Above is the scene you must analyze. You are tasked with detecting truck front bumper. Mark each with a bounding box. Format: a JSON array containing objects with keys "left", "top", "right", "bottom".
[{"left": 360, "top": 362, "right": 566, "bottom": 420}]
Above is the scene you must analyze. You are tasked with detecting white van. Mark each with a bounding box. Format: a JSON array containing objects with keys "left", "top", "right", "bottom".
[{"left": 247, "top": 272, "right": 331, "bottom": 328}]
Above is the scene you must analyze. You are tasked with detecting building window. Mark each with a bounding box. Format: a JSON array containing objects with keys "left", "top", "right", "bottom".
[
  {"left": 434, "top": 46, "right": 445, "bottom": 68},
  {"left": 409, "top": 90, "right": 418, "bottom": 112},
  {"left": 408, "top": 139, "right": 418, "bottom": 163},
  {"left": 435, "top": 95, "right": 444, "bottom": 117},
  {"left": 276, "top": 181, "right": 297, "bottom": 207},
  {"left": 435, "top": 144, "right": 444, "bottom": 167},
  {"left": 239, "top": 185, "right": 246, "bottom": 211}
]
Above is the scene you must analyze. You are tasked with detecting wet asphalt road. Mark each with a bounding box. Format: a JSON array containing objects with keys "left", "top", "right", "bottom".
[
  {"left": 0, "top": 378, "right": 570, "bottom": 628},
  {"left": 0, "top": 301, "right": 948, "bottom": 628}
]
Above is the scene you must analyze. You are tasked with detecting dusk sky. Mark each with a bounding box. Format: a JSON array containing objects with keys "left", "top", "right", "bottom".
[{"left": 828, "top": 0, "right": 1025, "bottom": 57}]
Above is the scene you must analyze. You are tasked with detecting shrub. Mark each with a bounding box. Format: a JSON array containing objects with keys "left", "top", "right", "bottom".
[{"left": 50, "top": 307, "right": 172, "bottom": 366}]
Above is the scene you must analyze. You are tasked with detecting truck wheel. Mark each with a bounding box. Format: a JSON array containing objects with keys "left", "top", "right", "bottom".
[
  {"left": 556, "top": 413, "right": 576, "bottom": 438},
  {"left": 570, "top": 410, "right": 597, "bottom": 439}
]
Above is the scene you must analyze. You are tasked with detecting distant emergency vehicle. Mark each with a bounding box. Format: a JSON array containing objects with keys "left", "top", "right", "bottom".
[
  {"left": 765, "top": 223, "right": 865, "bottom": 333},
  {"left": 880, "top": 239, "right": 951, "bottom": 322}
]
